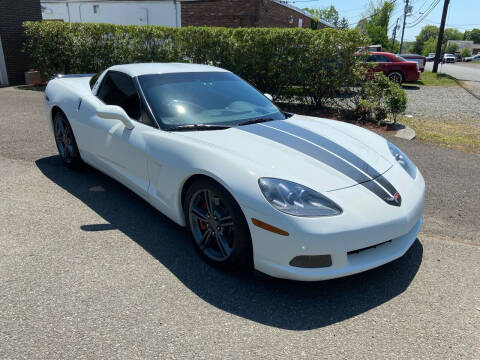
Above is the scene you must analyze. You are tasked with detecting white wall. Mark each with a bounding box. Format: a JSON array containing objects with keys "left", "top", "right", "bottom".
[{"left": 42, "top": 1, "right": 179, "bottom": 27}]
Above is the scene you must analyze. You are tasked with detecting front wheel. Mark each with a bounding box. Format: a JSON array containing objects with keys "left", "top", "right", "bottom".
[
  {"left": 53, "top": 111, "right": 82, "bottom": 167},
  {"left": 388, "top": 71, "right": 404, "bottom": 84},
  {"left": 184, "top": 179, "right": 252, "bottom": 271}
]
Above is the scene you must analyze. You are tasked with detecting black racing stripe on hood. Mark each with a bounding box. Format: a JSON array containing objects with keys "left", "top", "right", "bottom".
[
  {"left": 243, "top": 123, "right": 371, "bottom": 183},
  {"left": 241, "top": 122, "right": 401, "bottom": 206},
  {"left": 267, "top": 121, "right": 400, "bottom": 197},
  {"left": 267, "top": 121, "right": 383, "bottom": 178}
]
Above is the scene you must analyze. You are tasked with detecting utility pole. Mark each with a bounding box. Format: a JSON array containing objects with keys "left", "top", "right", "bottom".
[
  {"left": 399, "top": 0, "right": 410, "bottom": 54},
  {"left": 391, "top": 17, "right": 400, "bottom": 52},
  {"left": 433, "top": 0, "right": 450, "bottom": 73}
]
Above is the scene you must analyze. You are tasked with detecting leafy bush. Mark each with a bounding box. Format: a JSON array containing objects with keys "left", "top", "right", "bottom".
[
  {"left": 24, "top": 21, "right": 405, "bottom": 122},
  {"left": 352, "top": 72, "right": 407, "bottom": 123},
  {"left": 23, "top": 21, "right": 366, "bottom": 104}
]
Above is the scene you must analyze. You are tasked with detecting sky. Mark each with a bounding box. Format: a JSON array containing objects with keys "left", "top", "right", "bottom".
[{"left": 288, "top": 0, "right": 480, "bottom": 41}]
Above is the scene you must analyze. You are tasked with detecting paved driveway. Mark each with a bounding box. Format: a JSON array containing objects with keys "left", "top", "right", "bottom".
[
  {"left": 425, "top": 61, "right": 480, "bottom": 97},
  {"left": 0, "top": 87, "right": 479, "bottom": 359}
]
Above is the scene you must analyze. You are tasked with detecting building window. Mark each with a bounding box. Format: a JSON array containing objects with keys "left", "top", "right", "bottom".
[
  {"left": 298, "top": 18, "right": 303, "bottom": 28},
  {"left": 289, "top": 15, "right": 294, "bottom": 24}
]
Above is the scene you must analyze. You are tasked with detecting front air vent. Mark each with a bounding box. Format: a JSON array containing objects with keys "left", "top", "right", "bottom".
[{"left": 289, "top": 255, "right": 332, "bottom": 268}]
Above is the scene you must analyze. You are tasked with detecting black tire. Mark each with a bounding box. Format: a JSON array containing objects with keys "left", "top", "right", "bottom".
[
  {"left": 388, "top": 71, "right": 404, "bottom": 85},
  {"left": 53, "top": 110, "right": 82, "bottom": 168},
  {"left": 184, "top": 178, "right": 252, "bottom": 271}
]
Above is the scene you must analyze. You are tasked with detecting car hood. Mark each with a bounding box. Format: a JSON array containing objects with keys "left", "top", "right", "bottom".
[{"left": 177, "top": 115, "right": 393, "bottom": 192}]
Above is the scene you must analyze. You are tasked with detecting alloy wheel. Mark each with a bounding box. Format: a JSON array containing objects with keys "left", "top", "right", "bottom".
[
  {"left": 188, "top": 188, "right": 235, "bottom": 261},
  {"left": 54, "top": 116, "right": 75, "bottom": 163},
  {"left": 388, "top": 72, "right": 403, "bottom": 84}
]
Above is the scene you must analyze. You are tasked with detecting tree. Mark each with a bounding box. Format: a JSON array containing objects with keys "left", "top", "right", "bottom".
[
  {"left": 412, "top": 25, "right": 439, "bottom": 54},
  {"left": 445, "top": 43, "right": 458, "bottom": 54},
  {"left": 303, "top": 5, "right": 347, "bottom": 29},
  {"left": 355, "top": 1, "right": 394, "bottom": 50},
  {"left": 411, "top": 26, "right": 463, "bottom": 54},
  {"left": 443, "top": 28, "right": 463, "bottom": 44},
  {"left": 464, "top": 28, "right": 480, "bottom": 44},
  {"left": 338, "top": 17, "right": 349, "bottom": 29},
  {"left": 422, "top": 38, "right": 437, "bottom": 56}
]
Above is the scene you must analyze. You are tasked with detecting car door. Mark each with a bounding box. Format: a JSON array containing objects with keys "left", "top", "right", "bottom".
[
  {"left": 82, "top": 70, "right": 152, "bottom": 197},
  {"left": 376, "top": 55, "right": 392, "bottom": 74},
  {"left": 366, "top": 54, "right": 386, "bottom": 75}
]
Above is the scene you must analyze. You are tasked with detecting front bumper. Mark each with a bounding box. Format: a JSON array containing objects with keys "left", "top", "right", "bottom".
[{"left": 243, "top": 165, "right": 425, "bottom": 281}]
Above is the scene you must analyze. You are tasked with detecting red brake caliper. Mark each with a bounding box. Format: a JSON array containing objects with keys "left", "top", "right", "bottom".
[{"left": 199, "top": 199, "right": 208, "bottom": 232}]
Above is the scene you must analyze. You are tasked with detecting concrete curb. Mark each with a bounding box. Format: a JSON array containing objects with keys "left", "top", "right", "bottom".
[{"left": 393, "top": 125, "right": 416, "bottom": 140}]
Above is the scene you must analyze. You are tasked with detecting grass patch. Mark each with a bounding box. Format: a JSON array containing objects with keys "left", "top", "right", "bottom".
[
  {"left": 407, "top": 71, "right": 458, "bottom": 86},
  {"left": 399, "top": 116, "right": 480, "bottom": 154}
]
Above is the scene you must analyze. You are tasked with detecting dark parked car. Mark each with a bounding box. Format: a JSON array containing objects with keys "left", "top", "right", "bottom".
[
  {"left": 464, "top": 54, "right": 480, "bottom": 62},
  {"left": 357, "top": 51, "right": 421, "bottom": 84},
  {"left": 399, "top": 53, "right": 426, "bottom": 72}
]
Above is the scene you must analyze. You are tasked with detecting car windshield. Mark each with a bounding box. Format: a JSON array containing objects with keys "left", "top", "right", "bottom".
[
  {"left": 396, "top": 55, "right": 408, "bottom": 62},
  {"left": 138, "top": 72, "right": 285, "bottom": 129}
]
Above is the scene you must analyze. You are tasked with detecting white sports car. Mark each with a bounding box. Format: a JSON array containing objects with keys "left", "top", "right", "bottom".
[{"left": 44, "top": 63, "right": 425, "bottom": 281}]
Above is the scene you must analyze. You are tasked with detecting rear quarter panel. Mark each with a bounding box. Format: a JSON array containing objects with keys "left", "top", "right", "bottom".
[{"left": 44, "top": 76, "right": 94, "bottom": 147}]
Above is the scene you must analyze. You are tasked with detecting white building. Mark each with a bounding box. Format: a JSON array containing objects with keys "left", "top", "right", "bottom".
[{"left": 41, "top": 0, "right": 182, "bottom": 27}]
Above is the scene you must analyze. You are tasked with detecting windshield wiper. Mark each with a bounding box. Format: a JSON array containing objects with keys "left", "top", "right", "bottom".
[
  {"left": 237, "top": 118, "right": 275, "bottom": 126},
  {"left": 167, "top": 124, "right": 231, "bottom": 131}
]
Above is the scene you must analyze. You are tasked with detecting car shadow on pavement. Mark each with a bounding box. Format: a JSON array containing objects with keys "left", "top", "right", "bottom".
[{"left": 36, "top": 156, "right": 423, "bottom": 331}]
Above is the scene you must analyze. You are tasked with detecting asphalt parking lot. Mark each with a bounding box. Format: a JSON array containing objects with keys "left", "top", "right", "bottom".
[
  {"left": 425, "top": 61, "right": 480, "bottom": 98},
  {"left": 0, "top": 87, "right": 479, "bottom": 359}
]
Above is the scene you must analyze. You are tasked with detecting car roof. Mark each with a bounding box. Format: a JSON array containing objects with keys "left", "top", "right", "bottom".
[
  {"left": 369, "top": 51, "right": 395, "bottom": 56},
  {"left": 107, "top": 63, "right": 229, "bottom": 77}
]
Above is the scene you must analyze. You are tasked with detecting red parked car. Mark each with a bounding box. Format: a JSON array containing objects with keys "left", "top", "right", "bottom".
[{"left": 357, "top": 51, "right": 421, "bottom": 84}]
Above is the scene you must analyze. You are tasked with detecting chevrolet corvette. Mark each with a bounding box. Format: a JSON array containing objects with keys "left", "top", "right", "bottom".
[{"left": 44, "top": 63, "right": 425, "bottom": 281}]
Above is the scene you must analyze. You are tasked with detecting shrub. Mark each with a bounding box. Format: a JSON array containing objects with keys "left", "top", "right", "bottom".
[
  {"left": 23, "top": 21, "right": 366, "bottom": 104},
  {"left": 461, "top": 48, "right": 472, "bottom": 58},
  {"left": 352, "top": 72, "right": 407, "bottom": 123}
]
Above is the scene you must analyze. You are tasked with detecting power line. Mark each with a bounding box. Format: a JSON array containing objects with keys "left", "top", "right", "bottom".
[
  {"left": 349, "top": 0, "right": 397, "bottom": 27},
  {"left": 406, "top": 0, "right": 441, "bottom": 28}
]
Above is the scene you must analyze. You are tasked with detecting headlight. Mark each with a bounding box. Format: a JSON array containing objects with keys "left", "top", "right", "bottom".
[
  {"left": 388, "top": 141, "right": 417, "bottom": 179},
  {"left": 258, "top": 178, "right": 342, "bottom": 217}
]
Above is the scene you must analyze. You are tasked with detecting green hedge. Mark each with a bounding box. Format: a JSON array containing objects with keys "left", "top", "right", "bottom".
[{"left": 23, "top": 21, "right": 366, "bottom": 105}]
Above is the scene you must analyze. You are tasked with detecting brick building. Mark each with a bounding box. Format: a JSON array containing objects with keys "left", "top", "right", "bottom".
[
  {"left": 42, "top": 0, "right": 330, "bottom": 30},
  {"left": 181, "top": 0, "right": 321, "bottom": 29},
  {"left": 0, "top": 0, "right": 42, "bottom": 85}
]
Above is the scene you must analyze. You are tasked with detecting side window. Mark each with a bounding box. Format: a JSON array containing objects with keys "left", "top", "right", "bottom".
[
  {"left": 97, "top": 71, "right": 141, "bottom": 120},
  {"left": 367, "top": 55, "right": 390, "bottom": 63}
]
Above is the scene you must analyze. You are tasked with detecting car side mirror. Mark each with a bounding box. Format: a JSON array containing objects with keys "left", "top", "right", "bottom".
[
  {"left": 96, "top": 105, "right": 135, "bottom": 130},
  {"left": 264, "top": 93, "right": 273, "bottom": 101}
]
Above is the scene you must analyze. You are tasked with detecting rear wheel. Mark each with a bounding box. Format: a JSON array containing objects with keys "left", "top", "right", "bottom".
[
  {"left": 53, "top": 111, "right": 81, "bottom": 168},
  {"left": 388, "top": 71, "right": 404, "bottom": 84},
  {"left": 184, "top": 179, "right": 252, "bottom": 271}
]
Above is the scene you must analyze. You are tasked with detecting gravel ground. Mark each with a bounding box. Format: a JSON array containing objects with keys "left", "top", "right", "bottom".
[{"left": 404, "top": 85, "right": 480, "bottom": 123}]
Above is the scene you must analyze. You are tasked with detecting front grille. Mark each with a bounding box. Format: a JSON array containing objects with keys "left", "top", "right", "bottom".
[{"left": 347, "top": 240, "right": 392, "bottom": 255}]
